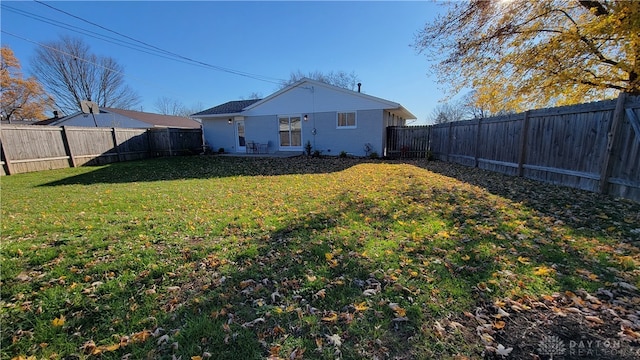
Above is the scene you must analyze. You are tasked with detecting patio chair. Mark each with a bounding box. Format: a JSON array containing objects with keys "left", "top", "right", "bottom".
[{"left": 246, "top": 141, "right": 257, "bottom": 154}]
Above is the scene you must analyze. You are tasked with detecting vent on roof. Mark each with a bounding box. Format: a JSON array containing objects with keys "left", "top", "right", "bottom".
[{"left": 357, "top": 83, "right": 361, "bottom": 93}]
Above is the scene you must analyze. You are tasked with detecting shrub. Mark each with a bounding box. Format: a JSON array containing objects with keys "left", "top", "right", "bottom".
[{"left": 304, "top": 141, "right": 312, "bottom": 156}]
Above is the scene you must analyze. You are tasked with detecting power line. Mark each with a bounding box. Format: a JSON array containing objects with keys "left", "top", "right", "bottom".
[
  {"left": 1, "top": 4, "right": 199, "bottom": 67},
  {"left": 29, "top": 0, "right": 285, "bottom": 84},
  {"left": 1, "top": 30, "right": 180, "bottom": 98}
]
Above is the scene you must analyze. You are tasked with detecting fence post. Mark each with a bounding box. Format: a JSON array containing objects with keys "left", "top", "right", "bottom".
[
  {"left": 474, "top": 118, "right": 482, "bottom": 168},
  {"left": 167, "top": 128, "right": 173, "bottom": 156},
  {"left": 447, "top": 122, "right": 453, "bottom": 163},
  {"left": 0, "top": 138, "right": 13, "bottom": 175},
  {"left": 61, "top": 126, "right": 77, "bottom": 168},
  {"left": 517, "top": 111, "right": 530, "bottom": 177},
  {"left": 599, "top": 92, "right": 627, "bottom": 194},
  {"left": 111, "top": 128, "right": 123, "bottom": 162}
]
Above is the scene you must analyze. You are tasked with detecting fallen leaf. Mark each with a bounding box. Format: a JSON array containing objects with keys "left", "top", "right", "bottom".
[
  {"left": 533, "top": 266, "right": 555, "bottom": 276},
  {"left": 354, "top": 302, "right": 368, "bottom": 312},
  {"left": 131, "top": 330, "right": 151, "bottom": 343},
  {"left": 494, "top": 308, "right": 510, "bottom": 319},
  {"left": 52, "top": 315, "right": 65, "bottom": 327},
  {"left": 321, "top": 313, "right": 338, "bottom": 323},
  {"left": 493, "top": 320, "right": 506, "bottom": 330},
  {"left": 585, "top": 315, "right": 604, "bottom": 324},
  {"left": 434, "top": 321, "right": 446, "bottom": 337},
  {"left": 326, "top": 333, "right": 342, "bottom": 347},
  {"left": 313, "top": 289, "right": 326, "bottom": 300},
  {"left": 363, "top": 289, "right": 378, "bottom": 296},
  {"left": 388, "top": 303, "right": 406, "bottom": 317},
  {"left": 269, "top": 345, "right": 281, "bottom": 357},
  {"left": 496, "top": 343, "right": 513, "bottom": 357}
]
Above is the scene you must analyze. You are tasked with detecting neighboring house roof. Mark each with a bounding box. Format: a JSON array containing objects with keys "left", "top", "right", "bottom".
[
  {"left": 191, "top": 99, "right": 262, "bottom": 117},
  {"left": 33, "top": 108, "right": 201, "bottom": 128},
  {"left": 103, "top": 108, "right": 201, "bottom": 128},
  {"left": 31, "top": 112, "right": 64, "bottom": 125}
]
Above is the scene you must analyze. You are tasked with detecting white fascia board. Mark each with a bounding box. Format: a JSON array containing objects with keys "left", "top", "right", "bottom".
[
  {"left": 388, "top": 106, "right": 417, "bottom": 120},
  {"left": 193, "top": 112, "right": 244, "bottom": 119}
]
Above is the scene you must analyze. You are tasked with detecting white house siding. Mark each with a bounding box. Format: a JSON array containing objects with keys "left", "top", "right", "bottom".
[
  {"left": 245, "top": 115, "right": 277, "bottom": 152},
  {"left": 202, "top": 118, "right": 236, "bottom": 152},
  {"left": 245, "top": 82, "right": 399, "bottom": 117},
  {"left": 298, "top": 109, "right": 383, "bottom": 156},
  {"left": 198, "top": 79, "right": 414, "bottom": 156}
]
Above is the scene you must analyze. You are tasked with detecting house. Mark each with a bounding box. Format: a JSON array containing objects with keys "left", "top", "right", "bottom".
[
  {"left": 33, "top": 107, "right": 201, "bottom": 129},
  {"left": 192, "top": 78, "right": 415, "bottom": 157}
]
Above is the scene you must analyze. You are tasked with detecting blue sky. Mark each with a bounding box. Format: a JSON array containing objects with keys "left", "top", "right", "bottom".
[{"left": 1, "top": 1, "right": 450, "bottom": 124}]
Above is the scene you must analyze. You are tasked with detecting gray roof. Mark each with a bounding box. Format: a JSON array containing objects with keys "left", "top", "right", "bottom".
[{"left": 192, "top": 99, "right": 261, "bottom": 116}]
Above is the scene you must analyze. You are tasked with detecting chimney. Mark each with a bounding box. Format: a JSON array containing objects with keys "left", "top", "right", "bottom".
[{"left": 357, "top": 83, "right": 362, "bottom": 93}]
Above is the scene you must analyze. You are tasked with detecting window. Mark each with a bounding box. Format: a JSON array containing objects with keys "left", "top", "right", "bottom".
[
  {"left": 337, "top": 112, "right": 356, "bottom": 128},
  {"left": 279, "top": 116, "right": 302, "bottom": 148}
]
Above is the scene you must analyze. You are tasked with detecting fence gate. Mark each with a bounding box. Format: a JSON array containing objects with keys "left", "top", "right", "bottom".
[{"left": 386, "top": 125, "right": 431, "bottom": 158}]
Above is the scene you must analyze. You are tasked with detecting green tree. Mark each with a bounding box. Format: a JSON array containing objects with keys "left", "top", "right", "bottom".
[{"left": 414, "top": 0, "right": 640, "bottom": 113}]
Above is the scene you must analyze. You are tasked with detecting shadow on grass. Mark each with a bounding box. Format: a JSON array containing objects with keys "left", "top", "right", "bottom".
[
  {"left": 39, "top": 155, "right": 369, "bottom": 187},
  {"left": 127, "top": 177, "right": 635, "bottom": 359},
  {"left": 411, "top": 160, "right": 640, "bottom": 245},
  {"left": 6, "top": 159, "right": 639, "bottom": 359}
]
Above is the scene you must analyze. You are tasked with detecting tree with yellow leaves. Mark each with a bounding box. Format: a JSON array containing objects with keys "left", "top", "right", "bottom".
[
  {"left": 1, "top": 46, "right": 53, "bottom": 123},
  {"left": 414, "top": 0, "right": 640, "bottom": 113}
]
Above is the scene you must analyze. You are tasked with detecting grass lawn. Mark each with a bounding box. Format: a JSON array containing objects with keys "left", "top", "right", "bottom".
[{"left": 2, "top": 156, "right": 639, "bottom": 360}]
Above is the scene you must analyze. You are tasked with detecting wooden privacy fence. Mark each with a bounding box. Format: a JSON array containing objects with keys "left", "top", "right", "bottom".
[
  {"left": 0, "top": 126, "right": 204, "bottom": 175},
  {"left": 386, "top": 125, "right": 431, "bottom": 158},
  {"left": 394, "top": 93, "right": 639, "bottom": 202}
]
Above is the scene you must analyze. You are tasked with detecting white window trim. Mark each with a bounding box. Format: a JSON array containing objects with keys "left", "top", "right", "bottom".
[
  {"left": 336, "top": 111, "right": 357, "bottom": 129},
  {"left": 278, "top": 114, "right": 303, "bottom": 150}
]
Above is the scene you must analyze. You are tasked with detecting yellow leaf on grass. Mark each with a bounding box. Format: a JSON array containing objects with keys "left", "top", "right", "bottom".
[
  {"left": 533, "top": 266, "right": 555, "bottom": 276},
  {"left": 52, "top": 315, "right": 65, "bottom": 327},
  {"left": 321, "top": 313, "right": 338, "bottom": 323},
  {"left": 461, "top": 255, "right": 471, "bottom": 261},
  {"left": 389, "top": 303, "right": 406, "bottom": 317},
  {"left": 354, "top": 302, "right": 369, "bottom": 312},
  {"left": 325, "top": 253, "right": 333, "bottom": 261},
  {"left": 191, "top": 356, "right": 203, "bottom": 360},
  {"left": 131, "top": 330, "right": 151, "bottom": 343},
  {"left": 517, "top": 256, "right": 530, "bottom": 264}
]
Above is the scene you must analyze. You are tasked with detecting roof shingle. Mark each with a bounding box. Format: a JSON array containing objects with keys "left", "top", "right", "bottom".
[
  {"left": 104, "top": 108, "right": 201, "bottom": 128},
  {"left": 191, "top": 99, "right": 261, "bottom": 116}
]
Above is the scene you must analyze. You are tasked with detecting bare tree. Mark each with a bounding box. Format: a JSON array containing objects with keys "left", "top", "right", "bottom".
[
  {"left": 427, "top": 101, "right": 467, "bottom": 124},
  {"left": 240, "top": 92, "right": 262, "bottom": 100},
  {"left": 154, "top": 96, "right": 186, "bottom": 116},
  {"left": 461, "top": 90, "right": 515, "bottom": 119},
  {"left": 154, "top": 97, "right": 204, "bottom": 117},
  {"left": 31, "top": 36, "right": 140, "bottom": 113},
  {"left": 281, "top": 70, "right": 361, "bottom": 91}
]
